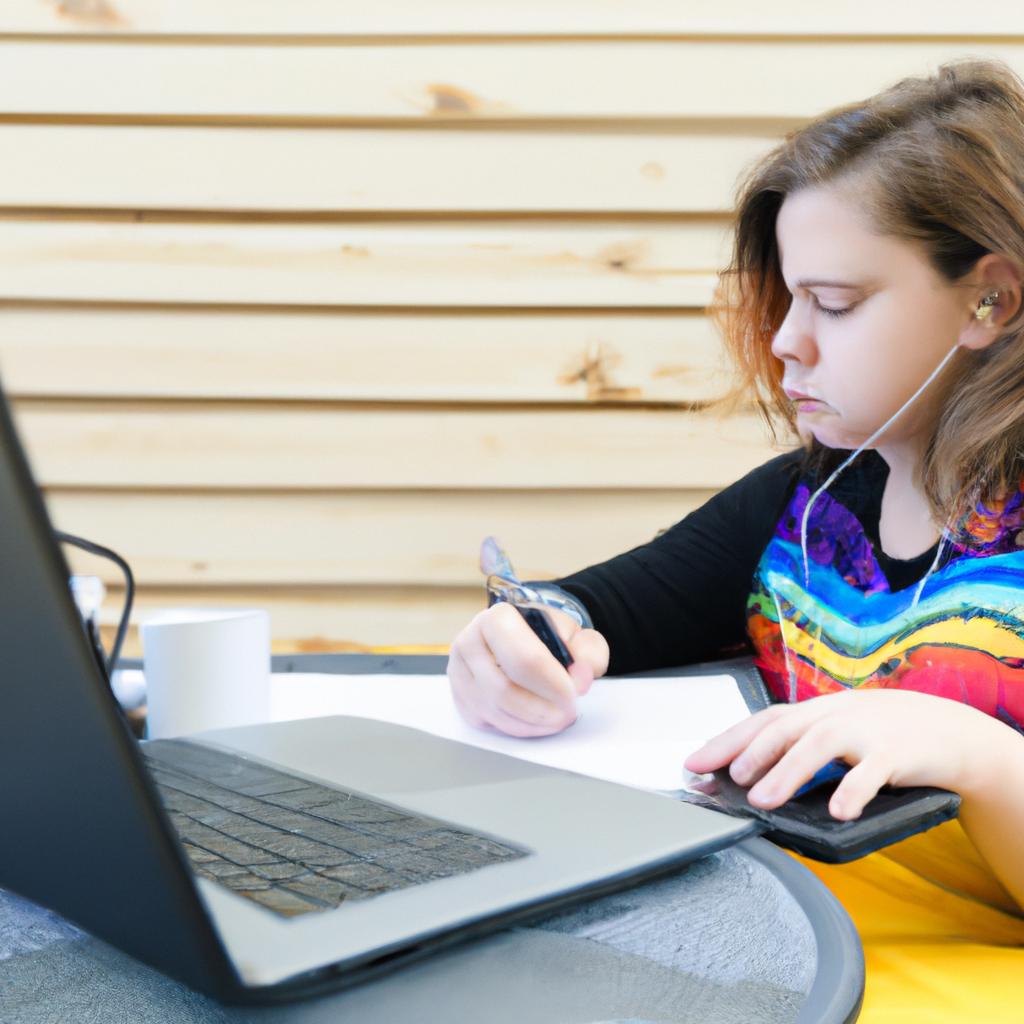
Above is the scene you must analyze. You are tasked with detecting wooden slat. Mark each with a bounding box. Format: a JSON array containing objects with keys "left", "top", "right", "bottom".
[
  {"left": 96, "top": 585, "right": 482, "bottom": 656},
  {"left": 0, "top": 126, "right": 771, "bottom": 213},
  {"left": 4, "top": 1, "right": 1022, "bottom": 38},
  {"left": 6, "top": 41, "right": 1021, "bottom": 120},
  {"left": 0, "top": 220, "right": 729, "bottom": 308},
  {"left": 51, "top": 488, "right": 712, "bottom": 586},
  {"left": 0, "top": 308, "right": 730, "bottom": 404},
  {"left": 14, "top": 402, "right": 779, "bottom": 489}
]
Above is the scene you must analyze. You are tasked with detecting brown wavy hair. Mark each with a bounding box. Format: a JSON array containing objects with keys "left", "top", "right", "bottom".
[{"left": 712, "top": 58, "right": 1024, "bottom": 528}]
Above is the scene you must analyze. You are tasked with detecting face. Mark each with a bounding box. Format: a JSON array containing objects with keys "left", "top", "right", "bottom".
[{"left": 771, "top": 185, "right": 969, "bottom": 455}]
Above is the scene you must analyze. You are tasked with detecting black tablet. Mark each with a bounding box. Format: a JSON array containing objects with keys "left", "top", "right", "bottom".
[{"left": 676, "top": 768, "right": 960, "bottom": 863}]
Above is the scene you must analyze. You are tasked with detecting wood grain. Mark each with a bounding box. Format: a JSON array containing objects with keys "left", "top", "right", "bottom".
[
  {"left": 51, "top": 487, "right": 714, "bottom": 585},
  {"left": 0, "top": 125, "right": 772, "bottom": 213},
  {"left": 15, "top": 401, "right": 780, "bottom": 489},
  {"left": 4, "top": 2, "right": 1020, "bottom": 37},
  {"left": 0, "top": 307, "right": 731, "bottom": 404},
  {"left": 95, "top": 584, "right": 481, "bottom": 655},
  {"left": 5, "top": 41, "right": 1016, "bottom": 120},
  {"left": 4, "top": 11, "right": 943, "bottom": 653},
  {"left": 0, "top": 220, "right": 730, "bottom": 308}
]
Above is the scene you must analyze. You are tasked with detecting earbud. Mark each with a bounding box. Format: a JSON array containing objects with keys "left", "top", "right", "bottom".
[{"left": 976, "top": 291, "right": 999, "bottom": 321}]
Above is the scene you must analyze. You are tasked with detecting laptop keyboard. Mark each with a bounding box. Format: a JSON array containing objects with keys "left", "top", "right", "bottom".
[{"left": 142, "top": 739, "right": 527, "bottom": 918}]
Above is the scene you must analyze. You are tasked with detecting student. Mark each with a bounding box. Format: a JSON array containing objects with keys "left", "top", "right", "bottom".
[{"left": 448, "top": 59, "right": 1024, "bottom": 1019}]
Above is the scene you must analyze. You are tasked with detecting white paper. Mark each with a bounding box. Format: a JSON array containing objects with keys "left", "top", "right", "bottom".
[{"left": 269, "top": 672, "right": 750, "bottom": 791}]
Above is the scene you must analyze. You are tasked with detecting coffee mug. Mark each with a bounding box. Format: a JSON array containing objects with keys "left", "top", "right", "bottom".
[{"left": 140, "top": 607, "right": 271, "bottom": 739}]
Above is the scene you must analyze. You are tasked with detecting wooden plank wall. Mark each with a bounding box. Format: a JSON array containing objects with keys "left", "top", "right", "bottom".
[{"left": 2, "top": 3, "right": 1021, "bottom": 653}]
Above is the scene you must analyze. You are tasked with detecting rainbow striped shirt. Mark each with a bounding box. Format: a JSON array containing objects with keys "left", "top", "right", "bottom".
[{"left": 749, "top": 466, "right": 1024, "bottom": 733}]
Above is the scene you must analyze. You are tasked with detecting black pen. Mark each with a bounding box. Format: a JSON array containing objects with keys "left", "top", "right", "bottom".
[
  {"left": 513, "top": 605, "right": 574, "bottom": 669},
  {"left": 479, "top": 536, "right": 576, "bottom": 670}
]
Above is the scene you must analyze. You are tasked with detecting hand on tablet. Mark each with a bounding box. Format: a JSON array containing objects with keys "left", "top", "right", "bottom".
[
  {"left": 447, "top": 602, "right": 609, "bottom": 738},
  {"left": 684, "top": 688, "right": 997, "bottom": 820}
]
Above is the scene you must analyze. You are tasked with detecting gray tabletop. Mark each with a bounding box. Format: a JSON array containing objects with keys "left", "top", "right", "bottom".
[
  {"left": 2, "top": 655, "right": 863, "bottom": 1023},
  {"left": 0, "top": 836, "right": 860, "bottom": 1024}
]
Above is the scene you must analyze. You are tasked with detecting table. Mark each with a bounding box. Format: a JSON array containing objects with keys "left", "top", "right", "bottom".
[{"left": 0, "top": 656, "right": 864, "bottom": 1023}]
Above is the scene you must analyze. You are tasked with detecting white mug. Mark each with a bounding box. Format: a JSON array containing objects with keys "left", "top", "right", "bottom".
[{"left": 140, "top": 608, "right": 271, "bottom": 739}]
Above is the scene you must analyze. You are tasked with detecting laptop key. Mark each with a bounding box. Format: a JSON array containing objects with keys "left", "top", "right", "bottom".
[{"left": 142, "top": 739, "right": 526, "bottom": 918}]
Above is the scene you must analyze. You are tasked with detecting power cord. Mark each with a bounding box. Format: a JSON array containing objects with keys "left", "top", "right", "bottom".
[{"left": 55, "top": 530, "right": 135, "bottom": 676}]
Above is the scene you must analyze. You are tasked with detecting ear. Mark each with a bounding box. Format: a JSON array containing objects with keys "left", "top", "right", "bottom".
[{"left": 958, "top": 253, "right": 1024, "bottom": 351}]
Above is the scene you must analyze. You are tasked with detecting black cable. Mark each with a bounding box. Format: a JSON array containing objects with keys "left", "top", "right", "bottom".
[{"left": 55, "top": 530, "right": 135, "bottom": 676}]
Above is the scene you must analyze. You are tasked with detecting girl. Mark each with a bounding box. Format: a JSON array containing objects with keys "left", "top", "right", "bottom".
[{"left": 447, "top": 59, "right": 1024, "bottom": 1019}]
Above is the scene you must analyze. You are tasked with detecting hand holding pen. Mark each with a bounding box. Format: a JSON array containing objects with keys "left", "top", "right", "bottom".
[{"left": 445, "top": 538, "right": 609, "bottom": 738}]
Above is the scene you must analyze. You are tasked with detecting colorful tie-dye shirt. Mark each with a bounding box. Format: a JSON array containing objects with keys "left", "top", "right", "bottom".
[
  {"left": 749, "top": 457, "right": 1024, "bottom": 734},
  {"left": 558, "top": 449, "right": 1024, "bottom": 735}
]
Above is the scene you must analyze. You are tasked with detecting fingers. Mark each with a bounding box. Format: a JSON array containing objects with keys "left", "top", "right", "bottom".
[
  {"left": 566, "top": 628, "right": 610, "bottom": 697},
  {"left": 461, "top": 639, "right": 576, "bottom": 736},
  {"left": 447, "top": 648, "right": 486, "bottom": 728},
  {"left": 447, "top": 602, "right": 612, "bottom": 739},
  {"left": 687, "top": 690, "right": 908, "bottom": 817},
  {"left": 745, "top": 724, "right": 843, "bottom": 809},
  {"left": 744, "top": 709, "right": 869, "bottom": 812},
  {"left": 449, "top": 646, "right": 562, "bottom": 732},
  {"left": 730, "top": 705, "right": 828, "bottom": 790},
  {"left": 479, "top": 604, "right": 577, "bottom": 708},
  {"left": 447, "top": 604, "right": 588, "bottom": 737},
  {"left": 748, "top": 738, "right": 889, "bottom": 818},
  {"left": 685, "top": 694, "right": 867, "bottom": 814},
  {"left": 542, "top": 609, "right": 609, "bottom": 695},
  {"left": 482, "top": 704, "right": 577, "bottom": 739},
  {"left": 828, "top": 758, "right": 892, "bottom": 820},
  {"left": 683, "top": 704, "right": 791, "bottom": 774}
]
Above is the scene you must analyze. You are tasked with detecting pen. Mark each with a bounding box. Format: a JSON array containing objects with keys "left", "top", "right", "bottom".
[
  {"left": 512, "top": 606, "right": 574, "bottom": 669},
  {"left": 479, "top": 536, "right": 575, "bottom": 670}
]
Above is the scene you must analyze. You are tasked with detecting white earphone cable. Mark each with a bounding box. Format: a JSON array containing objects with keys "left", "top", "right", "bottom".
[
  {"left": 773, "top": 339, "right": 962, "bottom": 701},
  {"left": 798, "top": 342, "right": 961, "bottom": 586}
]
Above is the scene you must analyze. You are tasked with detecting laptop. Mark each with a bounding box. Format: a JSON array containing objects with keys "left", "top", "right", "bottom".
[{"left": 0, "top": 382, "right": 753, "bottom": 1004}]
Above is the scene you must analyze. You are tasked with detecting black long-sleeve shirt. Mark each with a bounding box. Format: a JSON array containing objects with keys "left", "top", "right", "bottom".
[{"left": 555, "top": 449, "right": 941, "bottom": 676}]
